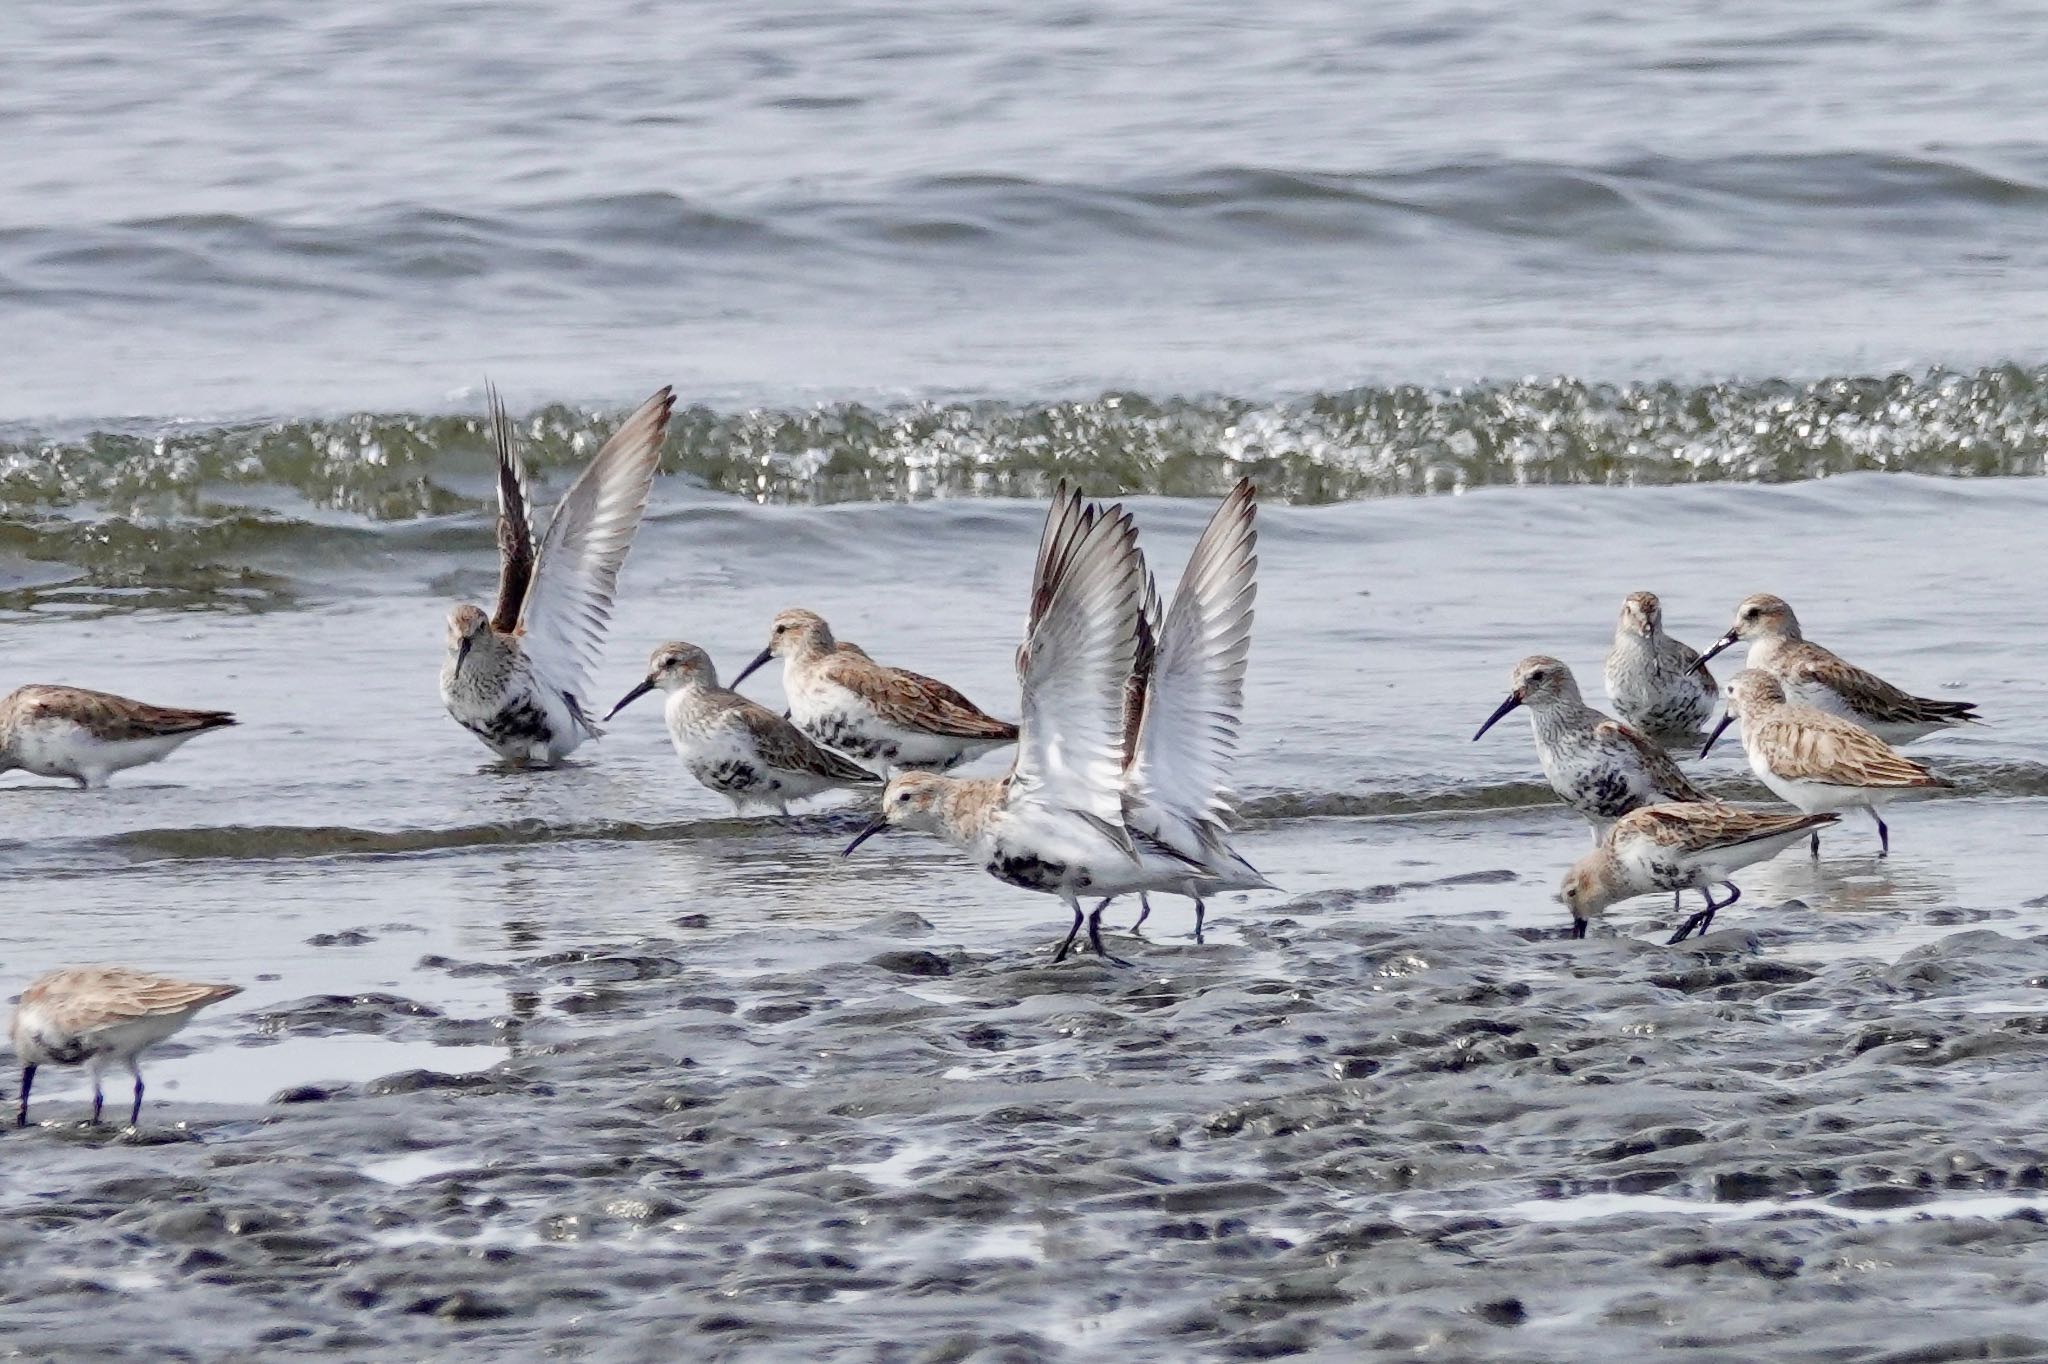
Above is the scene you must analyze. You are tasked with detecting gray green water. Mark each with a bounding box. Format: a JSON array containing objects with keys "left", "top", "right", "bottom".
[{"left": 6, "top": 0, "right": 2048, "bottom": 1358}]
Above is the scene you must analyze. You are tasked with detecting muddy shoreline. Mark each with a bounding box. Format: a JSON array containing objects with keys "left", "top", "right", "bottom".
[{"left": 7, "top": 883, "right": 2048, "bottom": 1361}]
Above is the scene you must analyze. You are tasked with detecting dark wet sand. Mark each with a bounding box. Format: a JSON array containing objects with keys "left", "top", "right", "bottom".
[{"left": 8, "top": 886, "right": 2048, "bottom": 1361}]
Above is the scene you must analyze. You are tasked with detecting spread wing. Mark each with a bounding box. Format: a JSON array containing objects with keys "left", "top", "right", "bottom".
[
  {"left": 1025, "top": 480, "right": 1098, "bottom": 638},
  {"left": 518, "top": 386, "right": 675, "bottom": 706},
  {"left": 1619, "top": 803, "right": 1837, "bottom": 857},
  {"left": 486, "top": 382, "right": 539, "bottom": 633},
  {"left": 1756, "top": 709, "right": 1951, "bottom": 788},
  {"left": 1593, "top": 720, "right": 1708, "bottom": 804},
  {"left": 1124, "top": 480, "right": 1258, "bottom": 855},
  {"left": 1119, "top": 571, "right": 1164, "bottom": 768},
  {"left": 1783, "top": 647, "right": 1976, "bottom": 725},
  {"left": 1008, "top": 488, "right": 1145, "bottom": 835}
]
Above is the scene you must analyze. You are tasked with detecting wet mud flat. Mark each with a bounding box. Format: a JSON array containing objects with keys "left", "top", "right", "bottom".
[{"left": 6, "top": 892, "right": 2048, "bottom": 1362}]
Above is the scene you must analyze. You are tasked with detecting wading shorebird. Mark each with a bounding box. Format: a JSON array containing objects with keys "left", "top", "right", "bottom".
[
  {"left": 1558, "top": 802, "right": 1840, "bottom": 944},
  {"left": 1698, "top": 593, "right": 1978, "bottom": 745},
  {"left": 12, "top": 967, "right": 242, "bottom": 1127},
  {"left": 0, "top": 685, "right": 235, "bottom": 788},
  {"left": 606, "top": 642, "right": 878, "bottom": 815},
  {"left": 730, "top": 609, "right": 1017, "bottom": 774},
  {"left": 1475, "top": 656, "right": 1712, "bottom": 839},
  {"left": 442, "top": 383, "right": 674, "bottom": 765},
  {"left": 1603, "top": 591, "right": 1719, "bottom": 740},
  {"left": 1702, "top": 669, "right": 1954, "bottom": 857},
  {"left": 843, "top": 483, "right": 1164, "bottom": 964},
  {"left": 1096, "top": 479, "right": 1274, "bottom": 940}
]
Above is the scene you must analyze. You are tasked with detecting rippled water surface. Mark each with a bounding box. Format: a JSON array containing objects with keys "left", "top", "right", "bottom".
[
  {"left": 6, "top": 1, "right": 2048, "bottom": 1359},
  {"left": 9, "top": 0, "right": 2048, "bottom": 414}
]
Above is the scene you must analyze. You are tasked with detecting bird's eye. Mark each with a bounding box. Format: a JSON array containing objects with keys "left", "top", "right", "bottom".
[{"left": 774, "top": 624, "right": 788, "bottom": 635}]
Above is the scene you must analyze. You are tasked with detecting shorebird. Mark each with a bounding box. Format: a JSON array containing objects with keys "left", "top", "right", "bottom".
[
  {"left": 1474, "top": 656, "right": 1711, "bottom": 840},
  {"left": 12, "top": 967, "right": 241, "bottom": 1127},
  {"left": 1558, "top": 802, "right": 1839, "bottom": 943},
  {"left": 729, "top": 609, "right": 1017, "bottom": 774},
  {"left": 442, "top": 383, "right": 673, "bottom": 765},
  {"left": 1702, "top": 669, "right": 1953, "bottom": 857},
  {"left": 1603, "top": 591, "right": 1719, "bottom": 739},
  {"left": 606, "top": 642, "right": 878, "bottom": 814},
  {"left": 0, "top": 686, "right": 235, "bottom": 788},
  {"left": 1698, "top": 593, "right": 1978, "bottom": 744},
  {"left": 843, "top": 484, "right": 1162, "bottom": 963},
  {"left": 1101, "top": 479, "right": 1273, "bottom": 940}
]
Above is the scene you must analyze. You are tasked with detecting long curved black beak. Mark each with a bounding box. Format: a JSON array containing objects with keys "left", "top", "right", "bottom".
[
  {"left": 605, "top": 677, "right": 656, "bottom": 722},
  {"left": 454, "top": 636, "right": 473, "bottom": 673},
  {"left": 730, "top": 647, "right": 775, "bottom": 689},
  {"left": 1699, "top": 712, "right": 1736, "bottom": 760},
  {"left": 1570, "top": 917, "right": 1588, "bottom": 940},
  {"left": 1472, "top": 692, "right": 1523, "bottom": 741},
  {"left": 1697, "top": 628, "right": 1740, "bottom": 665},
  {"left": 842, "top": 819, "right": 889, "bottom": 857}
]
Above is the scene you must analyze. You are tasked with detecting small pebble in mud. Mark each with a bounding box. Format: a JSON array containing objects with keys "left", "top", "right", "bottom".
[
  {"left": 674, "top": 913, "right": 712, "bottom": 928},
  {"left": 271, "top": 1084, "right": 347, "bottom": 1104},
  {"left": 869, "top": 950, "right": 951, "bottom": 977},
  {"left": 306, "top": 929, "right": 375, "bottom": 947}
]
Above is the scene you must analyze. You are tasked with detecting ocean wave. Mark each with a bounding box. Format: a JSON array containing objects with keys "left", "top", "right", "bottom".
[
  {"left": 1, "top": 366, "right": 2042, "bottom": 534},
  {"left": 6, "top": 153, "right": 2047, "bottom": 306}
]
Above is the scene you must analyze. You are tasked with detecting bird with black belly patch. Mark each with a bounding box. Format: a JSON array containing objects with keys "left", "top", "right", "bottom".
[
  {"left": 607, "top": 642, "right": 879, "bottom": 815},
  {"left": 1603, "top": 591, "right": 1719, "bottom": 741},
  {"left": 1475, "top": 655, "right": 1712, "bottom": 842},
  {"left": 442, "top": 383, "right": 673, "bottom": 766}
]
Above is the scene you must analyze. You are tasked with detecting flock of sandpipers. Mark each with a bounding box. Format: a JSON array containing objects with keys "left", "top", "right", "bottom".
[{"left": 4, "top": 385, "right": 1978, "bottom": 1128}]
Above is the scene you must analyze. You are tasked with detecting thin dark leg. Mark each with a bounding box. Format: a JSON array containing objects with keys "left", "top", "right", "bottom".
[
  {"left": 1085, "top": 900, "right": 1132, "bottom": 967},
  {"left": 1810, "top": 831, "right": 1821, "bottom": 858},
  {"left": 1192, "top": 897, "right": 1206, "bottom": 943},
  {"left": 91, "top": 1083, "right": 103, "bottom": 1126},
  {"left": 1668, "top": 883, "right": 1741, "bottom": 945},
  {"left": 1873, "top": 809, "right": 1890, "bottom": 857},
  {"left": 1052, "top": 899, "right": 1086, "bottom": 964},
  {"left": 1129, "top": 895, "right": 1151, "bottom": 934},
  {"left": 17, "top": 1065, "right": 34, "bottom": 1127},
  {"left": 129, "top": 1068, "right": 144, "bottom": 1127}
]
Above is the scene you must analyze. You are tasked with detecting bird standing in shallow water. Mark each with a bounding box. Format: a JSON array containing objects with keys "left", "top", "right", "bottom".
[
  {"left": 12, "top": 967, "right": 242, "bottom": 1127},
  {"left": 1558, "top": 802, "right": 1839, "bottom": 944},
  {"left": 0, "top": 685, "right": 235, "bottom": 788},
  {"left": 442, "top": 384, "right": 673, "bottom": 765},
  {"left": 1698, "top": 593, "right": 1978, "bottom": 745},
  {"left": 844, "top": 484, "right": 1161, "bottom": 963},
  {"left": 1702, "top": 669, "right": 1953, "bottom": 857},
  {"left": 1603, "top": 591, "right": 1719, "bottom": 741},
  {"left": 607, "top": 642, "right": 878, "bottom": 815},
  {"left": 1475, "top": 656, "right": 1711, "bottom": 841},
  {"left": 730, "top": 608, "right": 1017, "bottom": 774}
]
